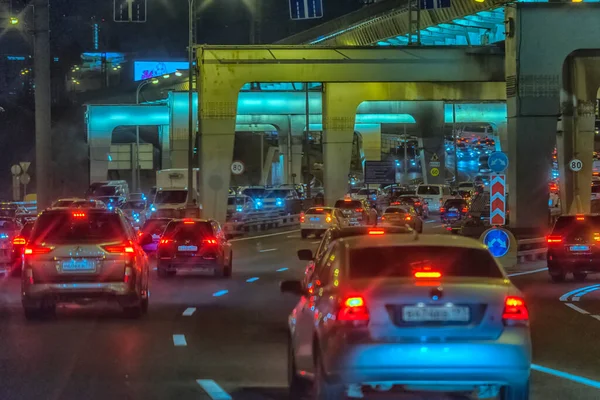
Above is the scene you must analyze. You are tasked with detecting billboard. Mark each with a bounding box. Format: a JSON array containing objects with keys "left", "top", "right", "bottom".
[{"left": 134, "top": 61, "right": 188, "bottom": 81}]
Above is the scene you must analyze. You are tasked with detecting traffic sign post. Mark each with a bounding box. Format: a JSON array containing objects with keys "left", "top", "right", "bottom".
[
  {"left": 480, "top": 227, "right": 517, "bottom": 269},
  {"left": 429, "top": 153, "right": 441, "bottom": 168},
  {"left": 430, "top": 167, "right": 440, "bottom": 177},
  {"left": 364, "top": 161, "right": 396, "bottom": 185},
  {"left": 569, "top": 158, "right": 583, "bottom": 172},
  {"left": 231, "top": 161, "right": 245, "bottom": 175},
  {"left": 114, "top": 0, "right": 147, "bottom": 23},
  {"left": 490, "top": 174, "right": 506, "bottom": 226},
  {"left": 289, "top": 0, "right": 323, "bottom": 20},
  {"left": 488, "top": 152, "right": 509, "bottom": 173}
]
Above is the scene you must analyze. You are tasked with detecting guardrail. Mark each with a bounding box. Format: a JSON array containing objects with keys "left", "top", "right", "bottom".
[
  {"left": 517, "top": 237, "right": 547, "bottom": 263},
  {"left": 223, "top": 210, "right": 301, "bottom": 236},
  {"left": 14, "top": 201, "right": 37, "bottom": 214}
]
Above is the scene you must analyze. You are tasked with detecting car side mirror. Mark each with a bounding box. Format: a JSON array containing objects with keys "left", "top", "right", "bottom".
[
  {"left": 280, "top": 280, "right": 306, "bottom": 296},
  {"left": 297, "top": 249, "right": 313, "bottom": 261}
]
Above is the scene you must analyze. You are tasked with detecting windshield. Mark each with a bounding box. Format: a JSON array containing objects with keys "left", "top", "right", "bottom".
[
  {"left": 52, "top": 200, "right": 75, "bottom": 207},
  {"left": 266, "top": 189, "right": 292, "bottom": 199},
  {"left": 142, "top": 219, "right": 171, "bottom": 235},
  {"left": 163, "top": 221, "right": 214, "bottom": 241},
  {"left": 306, "top": 208, "right": 332, "bottom": 215},
  {"left": 417, "top": 185, "right": 441, "bottom": 195},
  {"left": 444, "top": 200, "right": 467, "bottom": 208},
  {"left": 349, "top": 246, "right": 502, "bottom": 279},
  {"left": 122, "top": 201, "right": 146, "bottom": 210},
  {"left": 30, "top": 212, "right": 126, "bottom": 245},
  {"left": 154, "top": 190, "right": 188, "bottom": 204},
  {"left": 384, "top": 207, "right": 408, "bottom": 214},
  {"left": 71, "top": 200, "right": 97, "bottom": 209},
  {"left": 334, "top": 200, "right": 363, "bottom": 209},
  {"left": 91, "top": 186, "right": 118, "bottom": 196}
]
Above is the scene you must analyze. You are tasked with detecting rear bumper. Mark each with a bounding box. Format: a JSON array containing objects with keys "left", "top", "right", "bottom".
[
  {"left": 300, "top": 223, "right": 329, "bottom": 231},
  {"left": 548, "top": 257, "right": 600, "bottom": 273},
  {"left": 323, "top": 330, "right": 531, "bottom": 387},
  {"left": 158, "top": 257, "right": 220, "bottom": 270},
  {"left": 22, "top": 282, "right": 138, "bottom": 306}
]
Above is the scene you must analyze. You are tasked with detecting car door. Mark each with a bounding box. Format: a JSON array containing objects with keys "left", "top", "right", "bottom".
[
  {"left": 294, "top": 243, "right": 336, "bottom": 373},
  {"left": 303, "top": 230, "right": 333, "bottom": 288},
  {"left": 211, "top": 221, "right": 230, "bottom": 266}
]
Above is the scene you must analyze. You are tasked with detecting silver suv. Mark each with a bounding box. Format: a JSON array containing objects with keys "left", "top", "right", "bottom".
[{"left": 21, "top": 208, "right": 150, "bottom": 319}]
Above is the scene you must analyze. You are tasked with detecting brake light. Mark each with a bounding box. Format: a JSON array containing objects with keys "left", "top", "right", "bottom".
[
  {"left": 405, "top": 216, "right": 412, "bottom": 221},
  {"left": 315, "top": 208, "right": 323, "bottom": 211},
  {"left": 355, "top": 208, "right": 363, "bottom": 212},
  {"left": 576, "top": 215, "right": 585, "bottom": 221},
  {"left": 103, "top": 242, "right": 135, "bottom": 253},
  {"left": 24, "top": 245, "right": 53, "bottom": 255},
  {"left": 414, "top": 271, "right": 442, "bottom": 279},
  {"left": 203, "top": 238, "right": 217, "bottom": 245},
  {"left": 183, "top": 219, "right": 195, "bottom": 225},
  {"left": 594, "top": 233, "right": 600, "bottom": 242},
  {"left": 440, "top": 207, "right": 446, "bottom": 213},
  {"left": 72, "top": 211, "right": 87, "bottom": 218},
  {"left": 502, "top": 296, "right": 529, "bottom": 324},
  {"left": 547, "top": 235, "right": 562, "bottom": 244},
  {"left": 381, "top": 216, "right": 386, "bottom": 221},
  {"left": 325, "top": 214, "right": 332, "bottom": 223},
  {"left": 462, "top": 207, "right": 468, "bottom": 213},
  {"left": 414, "top": 201, "right": 421, "bottom": 206},
  {"left": 299, "top": 213, "right": 305, "bottom": 223},
  {"left": 368, "top": 229, "right": 385, "bottom": 235},
  {"left": 159, "top": 238, "right": 172, "bottom": 245},
  {"left": 391, "top": 202, "right": 400, "bottom": 205},
  {"left": 12, "top": 236, "right": 26, "bottom": 245},
  {"left": 124, "top": 267, "right": 132, "bottom": 284},
  {"left": 337, "top": 296, "right": 369, "bottom": 323}
]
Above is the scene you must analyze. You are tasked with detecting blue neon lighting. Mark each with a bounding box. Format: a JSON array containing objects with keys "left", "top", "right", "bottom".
[
  {"left": 532, "top": 364, "right": 600, "bottom": 390},
  {"left": 134, "top": 61, "right": 188, "bottom": 81}
]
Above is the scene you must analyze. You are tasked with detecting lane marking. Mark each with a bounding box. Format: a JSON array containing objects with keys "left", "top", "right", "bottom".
[
  {"left": 196, "top": 379, "right": 232, "bottom": 400},
  {"left": 424, "top": 220, "right": 436, "bottom": 224},
  {"left": 182, "top": 307, "right": 196, "bottom": 316},
  {"left": 287, "top": 235, "right": 299, "bottom": 238},
  {"left": 172, "top": 334, "right": 187, "bottom": 346},
  {"left": 564, "top": 303, "right": 589, "bottom": 314},
  {"left": 212, "top": 290, "right": 229, "bottom": 297},
  {"left": 258, "top": 248, "right": 277, "bottom": 253},
  {"left": 276, "top": 267, "right": 289, "bottom": 272},
  {"left": 573, "top": 287, "right": 600, "bottom": 301},
  {"left": 246, "top": 277, "right": 259, "bottom": 283},
  {"left": 507, "top": 267, "right": 548, "bottom": 277},
  {"left": 591, "top": 315, "right": 600, "bottom": 322},
  {"left": 230, "top": 229, "right": 300, "bottom": 242},
  {"left": 559, "top": 284, "right": 600, "bottom": 302},
  {"left": 532, "top": 364, "right": 600, "bottom": 390},
  {"left": 311, "top": 240, "right": 321, "bottom": 244}
]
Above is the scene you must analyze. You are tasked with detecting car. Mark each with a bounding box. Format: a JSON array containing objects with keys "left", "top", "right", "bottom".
[
  {"left": 121, "top": 199, "right": 147, "bottom": 226},
  {"left": 390, "top": 194, "right": 429, "bottom": 218},
  {"left": 300, "top": 207, "right": 348, "bottom": 239},
  {"left": 416, "top": 184, "right": 454, "bottom": 212},
  {"left": 297, "top": 226, "right": 413, "bottom": 290},
  {"left": 547, "top": 214, "right": 600, "bottom": 282},
  {"left": 440, "top": 198, "right": 469, "bottom": 223},
  {"left": 10, "top": 220, "right": 35, "bottom": 276},
  {"left": 138, "top": 218, "right": 172, "bottom": 253},
  {"left": 381, "top": 206, "right": 423, "bottom": 232},
  {"left": 282, "top": 234, "right": 531, "bottom": 400},
  {"left": 21, "top": 208, "right": 150, "bottom": 319},
  {"left": 156, "top": 218, "right": 232, "bottom": 278},
  {"left": 0, "top": 217, "right": 23, "bottom": 274},
  {"left": 334, "top": 198, "right": 376, "bottom": 226}
]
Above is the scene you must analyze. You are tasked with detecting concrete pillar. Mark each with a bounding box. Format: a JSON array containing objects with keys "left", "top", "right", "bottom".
[
  {"left": 158, "top": 125, "right": 171, "bottom": 169},
  {"left": 285, "top": 115, "right": 306, "bottom": 185},
  {"left": 169, "top": 92, "right": 198, "bottom": 169},
  {"left": 322, "top": 83, "right": 360, "bottom": 206},
  {"left": 355, "top": 124, "right": 381, "bottom": 161},
  {"left": 495, "top": 121, "right": 507, "bottom": 152},
  {"left": 414, "top": 102, "right": 445, "bottom": 184}
]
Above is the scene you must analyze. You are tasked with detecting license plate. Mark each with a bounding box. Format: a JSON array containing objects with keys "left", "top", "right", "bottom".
[
  {"left": 570, "top": 245, "right": 590, "bottom": 252},
  {"left": 178, "top": 245, "right": 198, "bottom": 252},
  {"left": 61, "top": 259, "right": 96, "bottom": 272},
  {"left": 402, "top": 306, "right": 470, "bottom": 322},
  {"left": 424, "top": 198, "right": 433, "bottom": 203},
  {"left": 447, "top": 213, "right": 457, "bottom": 217},
  {"left": 309, "top": 217, "right": 320, "bottom": 222}
]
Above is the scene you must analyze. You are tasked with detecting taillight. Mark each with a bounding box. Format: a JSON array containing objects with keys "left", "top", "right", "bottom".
[
  {"left": 414, "top": 202, "right": 421, "bottom": 206},
  {"left": 24, "top": 245, "right": 53, "bottom": 255},
  {"left": 440, "top": 207, "right": 446, "bottom": 213},
  {"left": 299, "top": 213, "right": 305, "bottom": 223},
  {"left": 325, "top": 214, "right": 332, "bottom": 223},
  {"left": 547, "top": 235, "right": 562, "bottom": 244},
  {"left": 368, "top": 229, "right": 385, "bottom": 235},
  {"left": 355, "top": 208, "right": 363, "bottom": 212},
  {"left": 124, "top": 266, "right": 133, "bottom": 284},
  {"left": 381, "top": 216, "right": 386, "bottom": 221},
  {"left": 202, "top": 238, "right": 217, "bottom": 245},
  {"left": 159, "top": 238, "right": 171, "bottom": 245},
  {"left": 103, "top": 242, "right": 135, "bottom": 253},
  {"left": 405, "top": 216, "right": 412, "bottom": 221},
  {"left": 462, "top": 207, "right": 468, "bottom": 213},
  {"left": 502, "top": 296, "right": 529, "bottom": 325},
  {"left": 337, "top": 296, "right": 369, "bottom": 324},
  {"left": 414, "top": 271, "right": 442, "bottom": 279},
  {"left": 12, "top": 236, "right": 26, "bottom": 245}
]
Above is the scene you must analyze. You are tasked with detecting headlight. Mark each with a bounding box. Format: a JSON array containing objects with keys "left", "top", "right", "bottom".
[
  {"left": 150, "top": 205, "right": 156, "bottom": 212},
  {"left": 276, "top": 198, "right": 283, "bottom": 207},
  {"left": 236, "top": 205, "right": 243, "bottom": 212},
  {"left": 255, "top": 200, "right": 263, "bottom": 209}
]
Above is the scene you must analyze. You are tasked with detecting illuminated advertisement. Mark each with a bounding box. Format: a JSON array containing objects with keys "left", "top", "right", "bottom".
[{"left": 134, "top": 61, "right": 188, "bottom": 81}]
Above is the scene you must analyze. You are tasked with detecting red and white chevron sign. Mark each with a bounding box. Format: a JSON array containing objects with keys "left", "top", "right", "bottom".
[{"left": 490, "top": 174, "right": 506, "bottom": 226}]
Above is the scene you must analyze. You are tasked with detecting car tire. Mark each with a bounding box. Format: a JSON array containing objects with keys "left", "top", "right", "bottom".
[
  {"left": 550, "top": 272, "right": 566, "bottom": 283},
  {"left": 501, "top": 380, "right": 529, "bottom": 400},
  {"left": 224, "top": 257, "right": 233, "bottom": 278},
  {"left": 288, "top": 336, "right": 310, "bottom": 400},
  {"left": 573, "top": 272, "right": 587, "bottom": 282},
  {"left": 301, "top": 230, "right": 308, "bottom": 239},
  {"left": 313, "top": 354, "right": 344, "bottom": 400}
]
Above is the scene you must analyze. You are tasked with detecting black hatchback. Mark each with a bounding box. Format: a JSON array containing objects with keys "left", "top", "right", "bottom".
[
  {"left": 440, "top": 199, "right": 468, "bottom": 223},
  {"left": 547, "top": 214, "right": 600, "bottom": 282}
]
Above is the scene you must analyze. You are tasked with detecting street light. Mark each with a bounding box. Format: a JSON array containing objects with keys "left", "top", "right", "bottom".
[
  {"left": 135, "top": 78, "right": 160, "bottom": 192},
  {"left": 9, "top": 17, "right": 19, "bottom": 25}
]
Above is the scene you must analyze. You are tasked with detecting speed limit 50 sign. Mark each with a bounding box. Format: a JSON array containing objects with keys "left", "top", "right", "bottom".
[
  {"left": 569, "top": 158, "right": 583, "bottom": 172},
  {"left": 231, "top": 160, "right": 245, "bottom": 175}
]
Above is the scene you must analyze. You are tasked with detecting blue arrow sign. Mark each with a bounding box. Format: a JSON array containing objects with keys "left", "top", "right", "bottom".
[
  {"left": 290, "top": 0, "right": 323, "bottom": 20},
  {"left": 483, "top": 228, "right": 510, "bottom": 258},
  {"left": 488, "top": 152, "right": 509, "bottom": 173}
]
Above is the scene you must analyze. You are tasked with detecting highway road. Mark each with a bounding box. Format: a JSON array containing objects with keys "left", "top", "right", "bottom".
[{"left": 1, "top": 221, "right": 600, "bottom": 400}]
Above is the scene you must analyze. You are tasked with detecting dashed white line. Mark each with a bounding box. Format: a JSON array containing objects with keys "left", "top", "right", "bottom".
[
  {"left": 432, "top": 224, "right": 445, "bottom": 228},
  {"left": 424, "top": 220, "right": 436, "bottom": 224},
  {"left": 591, "top": 315, "right": 600, "bottom": 322},
  {"left": 229, "top": 229, "right": 300, "bottom": 242},
  {"left": 182, "top": 307, "right": 196, "bottom": 316},
  {"left": 196, "top": 379, "right": 232, "bottom": 400},
  {"left": 311, "top": 240, "right": 321, "bottom": 244},
  {"left": 258, "top": 248, "right": 278, "bottom": 253},
  {"left": 564, "top": 303, "right": 590, "bottom": 315},
  {"left": 172, "top": 334, "right": 187, "bottom": 346},
  {"left": 246, "top": 277, "right": 259, "bottom": 283},
  {"left": 507, "top": 267, "right": 548, "bottom": 277},
  {"left": 213, "top": 290, "right": 229, "bottom": 297},
  {"left": 276, "top": 267, "right": 289, "bottom": 272}
]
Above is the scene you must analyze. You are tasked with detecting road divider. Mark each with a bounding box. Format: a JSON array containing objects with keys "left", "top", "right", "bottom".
[
  {"left": 532, "top": 364, "right": 600, "bottom": 390},
  {"left": 196, "top": 379, "right": 232, "bottom": 400},
  {"left": 182, "top": 307, "right": 196, "bottom": 316},
  {"left": 212, "top": 290, "right": 229, "bottom": 297},
  {"left": 172, "top": 334, "right": 187, "bottom": 346},
  {"left": 246, "top": 277, "right": 259, "bottom": 282},
  {"left": 224, "top": 211, "right": 301, "bottom": 237}
]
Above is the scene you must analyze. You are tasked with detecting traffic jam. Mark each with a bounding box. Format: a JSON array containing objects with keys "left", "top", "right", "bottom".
[{"left": 0, "top": 148, "right": 588, "bottom": 400}]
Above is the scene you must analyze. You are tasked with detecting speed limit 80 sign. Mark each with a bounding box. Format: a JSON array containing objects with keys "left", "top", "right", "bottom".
[
  {"left": 569, "top": 158, "right": 583, "bottom": 172},
  {"left": 231, "top": 160, "right": 245, "bottom": 175}
]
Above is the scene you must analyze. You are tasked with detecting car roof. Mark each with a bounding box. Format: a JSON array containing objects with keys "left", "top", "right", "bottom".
[
  {"left": 331, "top": 226, "right": 413, "bottom": 237},
  {"left": 337, "top": 233, "right": 488, "bottom": 251}
]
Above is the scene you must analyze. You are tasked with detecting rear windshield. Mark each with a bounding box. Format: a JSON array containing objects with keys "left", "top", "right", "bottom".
[
  {"left": 394, "top": 196, "right": 418, "bottom": 203},
  {"left": 241, "top": 188, "right": 266, "bottom": 198},
  {"left": 349, "top": 246, "right": 502, "bottom": 279},
  {"left": 384, "top": 208, "right": 408, "bottom": 214},
  {"left": 21, "top": 222, "right": 35, "bottom": 238},
  {"left": 142, "top": 219, "right": 170, "bottom": 235},
  {"left": 163, "top": 221, "right": 213, "bottom": 241},
  {"left": 306, "top": 208, "right": 331, "bottom": 215},
  {"left": 155, "top": 190, "right": 187, "bottom": 204},
  {"left": 553, "top": 216, "right": 600, "bottom": 236},
  {"left": 417, "top": 186, "right": 441, "bottom": 195},
  {"left": 334, "top": 200, "right": 363, "bottom": 209},
  {"left": 30, "top": 212, "right": 127, "bottom": 245},
  {"left": 92, "top": 186, "right": 118, "bottom": 196},
  {"left": 53, "top": 200, "right": 75, "bottom": 207},
  {"left": 71, "top": 200, "right": 97, "bottom": 208},
  {"left": 0, "top": 219, "right": 18, "bottom": 230},
  {"left": 122, "top": 200, "right": 146, "bottom": 209},
  {"left": 444, "top": 200, "right": 467, "bottom": 208}
]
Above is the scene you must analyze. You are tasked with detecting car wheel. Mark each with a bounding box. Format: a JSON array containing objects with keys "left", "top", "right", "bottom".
[
  {"left": 288, "top": 336, "right": 310, "bottom": 400},
  {"left": 301, "top": 230, "right": 308, "bottom": 239},
  {"left": 550, "top": 272, "right": 566, "bottom": 283},
  {"left": 501, "top": 380, "right": 529, "bottom": 400},
  {"left": 313, "top": 354, "right": 344, "bottom": 400},
  {"left": 573, "top": 272, "right": 587, "bottom": 282},
  {"left": 224, "top": 257, "right": 233, "bottom": 278}
]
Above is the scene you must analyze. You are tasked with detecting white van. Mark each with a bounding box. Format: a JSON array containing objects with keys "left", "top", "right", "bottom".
[{"left": 416, "top": 184, "right": 453, "bottom": 212}]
